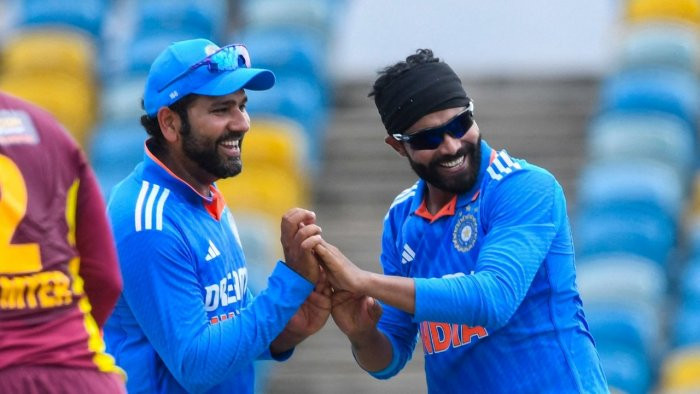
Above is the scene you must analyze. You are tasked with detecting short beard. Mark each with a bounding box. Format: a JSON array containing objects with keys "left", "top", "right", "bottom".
[
  {"left": 180, "top": 119, "right": 242, "bottom": 179},
  {"left": 407, "top": 136, "right": 481, "bottom": 194}
]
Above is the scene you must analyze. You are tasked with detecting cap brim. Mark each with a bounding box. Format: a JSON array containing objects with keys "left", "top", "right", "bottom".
[{"left": 192, "top": 67, "right": 275, "bottom": 97}]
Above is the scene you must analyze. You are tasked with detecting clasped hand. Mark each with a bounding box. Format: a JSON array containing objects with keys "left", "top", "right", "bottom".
[{"left": 279, "top": 209, "right": 382, "bottom": 342}]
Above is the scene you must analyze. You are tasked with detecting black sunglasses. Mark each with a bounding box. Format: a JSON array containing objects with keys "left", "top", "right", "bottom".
[{"left": 392, "top": 102, "right": 475, "bottom": 150}]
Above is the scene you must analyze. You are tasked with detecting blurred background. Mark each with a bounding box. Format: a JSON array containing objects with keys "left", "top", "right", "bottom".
[{"left": 1, "top": 0, "right": 699, "bottom": 393}]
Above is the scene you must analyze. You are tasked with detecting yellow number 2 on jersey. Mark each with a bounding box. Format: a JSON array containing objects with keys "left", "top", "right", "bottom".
[{"left": 0, "top": 153, "right": 42, "bottom": 274}]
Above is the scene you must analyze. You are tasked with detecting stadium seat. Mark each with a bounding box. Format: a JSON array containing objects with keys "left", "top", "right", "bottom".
[
  {"left": 18, "top": 0, "right": 108, "bottom": 38},
  {"left": 575, "top": 202, "right": 677, "bottom": 265},
  {"left": 658, "top": 346, "right": 700, "bottom": 392},
  {"left": 216, "top": 167, "right": 309, "bottom": 221},
  {"left": 236, "top": 25, "right": 328, "bottom": 79},
  {"left": 617, "top": 21, "right": 700, "bottom": 71},
  {"left": 245, "top": 70, "right": 329, "bottom": 170},
  {"left": 1, "top": 29, "right": 97, "bottom": 79},
  {"left": 599, "top": 343, "right": 653, "bottom": 394},
  {"left": 226, "top": 211, "right": 282, "bottom": 293},
  {"left": 599, "top": 67, "right": 700, "bottom": 130},
  {"left": 89, "top": 119, "right": 146, "bottom": 196},
  {"left": 241, "top": 0, "right": 335, "bottom": 31},
  {"left": 100, "top": 76, "right": 148, "bottom": 122},
  {"left": 0, "top": 72, "right": 97, "bottom": 147},
  {"left": 626, "top": 0, "right": 700, "bottom": 25},
  {"left": 587, "top": 299, "right": 662, "bottom": 363},
  {"left": 125, "top": 32, "right": 202, "bottom": 75},
  {"left": 587, "top": 111, "right": 695, "bottom": 178},
  {"left": 244, "top": 117, "right": 311, "bottom": 175},
  {"left": 577, "top": 253, "right": 666, "bottom": 307},
  {"left": 134, "top": 0, "right": 228, "bottom": 42},
  {"left": 672, "top": 300, "right": 700, "bottom": 348},
  {"left": 578, "top": 159, "right": 684, "bottom": 222}
]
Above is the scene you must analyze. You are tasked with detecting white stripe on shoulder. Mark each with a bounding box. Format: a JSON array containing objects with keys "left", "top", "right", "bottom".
[
  {"left": 134, "top": 181, "right": 150, "bottom": 231},
  {"left": 135, "top": 181, "right": 171, "bottom": 232},
  {"left": 390, "top": 184, "right": 418, "bottom": 209},
  {"left": 487, "top": 150, "right": 521, "bottom": 181},
  {"left": 155, "top": 188, "right": 170, "bottom": 231},
  {"left": 144, "top": 184, "right": 160, "bottom": 230}
]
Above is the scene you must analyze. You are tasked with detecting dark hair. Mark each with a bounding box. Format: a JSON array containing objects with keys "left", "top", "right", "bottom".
[
  {"left": 139, "top": 94, "right": 197, "bottom": 146},
  {"left": 368, "top": 49, "right": 440, "bottom": 98}
]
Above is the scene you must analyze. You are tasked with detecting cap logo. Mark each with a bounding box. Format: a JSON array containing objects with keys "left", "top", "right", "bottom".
[{"left": 169, "top": 91, "right": 179, "bottom": 99}]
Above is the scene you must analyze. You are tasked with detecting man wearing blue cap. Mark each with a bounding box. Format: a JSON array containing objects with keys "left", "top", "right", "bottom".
[{"left": 104, "top": 39, "right": 330, "bottom": 393}]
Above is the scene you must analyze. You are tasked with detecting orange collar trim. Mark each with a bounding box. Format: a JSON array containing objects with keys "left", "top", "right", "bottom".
[
  {"left": 415, "top": 195, "right": 457, "bottom": 223},
  {"left": 145, "top": 143, "right": 226, "bottom": 220},
  {"left": 205, "top": 186, "right": 226, "bottom": 221}
]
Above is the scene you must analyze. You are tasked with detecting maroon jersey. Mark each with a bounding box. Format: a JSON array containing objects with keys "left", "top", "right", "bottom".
[{"left": 0, "top": 92, "right": 123, "bottom": 374}]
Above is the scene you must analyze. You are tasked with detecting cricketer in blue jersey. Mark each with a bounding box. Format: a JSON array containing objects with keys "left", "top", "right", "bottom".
[
  {"left": 313, "top": 49, "right": 609, "bottom": 393},
  {"left": 104, "top": 39, "right": 330, "bottom": 393}
]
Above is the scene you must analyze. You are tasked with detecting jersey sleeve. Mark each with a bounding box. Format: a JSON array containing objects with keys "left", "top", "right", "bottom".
[
  {"left": 371, "top": 214, "right": 418, "bottom": 379},
  {"left": 413, "top": 169, "right": 560, "bottom": 331},
  {"left": 116, "top": 228, "right": 313, "bottom": 393},
  {"left": 74, "top": 148, "right": 122, "bottom": 327}
]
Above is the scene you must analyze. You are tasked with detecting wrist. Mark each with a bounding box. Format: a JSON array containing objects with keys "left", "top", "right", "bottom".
[
  {"left": 348, "top": 325, "right": 381, "bottom": 350},
  {"left": 356, "top": 270, "right": 375, "bottom": 295},
  {"left": 271, "top": 327, "right": 306, "bottom": 355}
]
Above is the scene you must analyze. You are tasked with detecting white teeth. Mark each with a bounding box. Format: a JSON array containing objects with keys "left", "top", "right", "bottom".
[
  {"left": 440, "top": 156, "right": 465, "bottom": 168},
  {"left": 220, "top": 140, "right": 239, "bottom": 149}
]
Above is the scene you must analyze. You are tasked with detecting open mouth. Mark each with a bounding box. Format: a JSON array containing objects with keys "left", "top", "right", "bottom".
[
  {"left": 219, "top": 138, "right": 240, "bottom": 156},
  {"left": 438, "top": 155, "right": 465, "bottom": 169}
]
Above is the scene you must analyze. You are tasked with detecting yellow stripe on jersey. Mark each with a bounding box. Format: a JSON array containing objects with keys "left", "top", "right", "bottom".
[{"left": 64, "top": 179, "right": 125, "bottom": 378}]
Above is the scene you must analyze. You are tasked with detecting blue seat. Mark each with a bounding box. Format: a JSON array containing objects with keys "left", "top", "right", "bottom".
[
  {"left": 673, "top": 301, "right": 700, "bottom": 348},
  {"left": 587, "top": 300, "right": 658, "bottom": 394},
  {"left": 241, "top": 0, "right": 338, "bottom": 31},
  {"left": 134, "top": 0, "right": 227, "bottom": 41},
  {"left": 575, "top": 202, "right": 677, "bottom": 264},
  {"left": 18, "top": 0, "right": 107, "bottom": 37},
  {"left": 90, "top": 119, "right": 146, "bottom": 197},
  {"left": 578, "top": 159, "right": 684, "bottom": 221},
  {"left": 599, "top": 67, "right": 700, "bottom": 130},
  {"left": 100, "top": 76, "right": 148, "bottom": 122},
  {"left": 587, "top": 111, "right": 695, "bottom": 178},
  {"left": 125, "top": 32, "right": 201, "bottom": 74},
  {"left": 576, "top": 253, "right": 666, "bottom": 307},
  {"left": 618, "top": 22, "right": 700, "bottom": 71},
  {"left": 598, "top": 342, "right": 653, "bottom": 394},
  {"left": 235, "top": 25, "right": 328, "bottom": 79}
]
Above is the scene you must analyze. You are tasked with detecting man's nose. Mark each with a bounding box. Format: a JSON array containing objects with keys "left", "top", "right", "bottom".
[{"left": 438, "top": 132, "right": 462, "bottom": 154}]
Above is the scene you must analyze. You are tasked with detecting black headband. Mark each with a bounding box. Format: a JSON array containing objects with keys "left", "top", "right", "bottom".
[{"left": 374, "top": 62, "right": 471, "bottom": 134}]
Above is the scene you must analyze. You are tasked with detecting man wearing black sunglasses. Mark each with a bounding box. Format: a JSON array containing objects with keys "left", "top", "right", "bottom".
[{"left": 312, "top": 49, "right": 607, "bottom": 393}]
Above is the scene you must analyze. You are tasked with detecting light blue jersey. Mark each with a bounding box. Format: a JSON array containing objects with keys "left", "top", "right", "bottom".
[
  {"left": 374, "top": 140, "right": 608, "bottom": 393},
  {"left": 104, "top": 143, "right": 313, "bottom": 393}
]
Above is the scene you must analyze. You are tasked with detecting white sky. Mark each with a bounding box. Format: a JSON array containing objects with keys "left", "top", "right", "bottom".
[{"left": 330, "top": 0, "right": 622, "bottom": 81}]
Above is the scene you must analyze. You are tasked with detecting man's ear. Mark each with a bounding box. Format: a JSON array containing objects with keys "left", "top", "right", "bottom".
[
  {"left": 385, "top": 135, "right": 408, "bottom": 157},
  {"left": 157, "top": 107, "right": 181, "bottom": 143}
]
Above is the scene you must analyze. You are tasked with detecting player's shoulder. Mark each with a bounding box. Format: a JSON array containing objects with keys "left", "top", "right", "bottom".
[
  {"left": 389, "top": 181, "right": 419, "bottom": 209},
  {"left": 482, "top": 149, "right": 558, "bottom": 201},
  {"left": 107, "top": 174, "right": 181, "bottom": 236},
  {"left": 384, "top": 181, "right": 420, "bottom": 223}
]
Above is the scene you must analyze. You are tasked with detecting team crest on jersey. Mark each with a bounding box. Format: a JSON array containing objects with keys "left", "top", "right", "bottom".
[{"left": 452, "top": 211, "right": 477, "bottom": 252}]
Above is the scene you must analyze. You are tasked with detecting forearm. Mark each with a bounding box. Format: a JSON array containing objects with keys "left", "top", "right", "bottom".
[
  {"left": 349, "top": 326, "right": 394, "bottom": 372},
  {"left": 360, "top": 272, "right": 415, "bottom": 315},
  {"left": 269, "top": 327, "right": 305, "bottom": 356}
]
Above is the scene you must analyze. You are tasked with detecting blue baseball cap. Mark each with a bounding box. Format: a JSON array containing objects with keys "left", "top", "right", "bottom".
[{"left": 143, "top": 38, "right": 275, "bottom": 116}]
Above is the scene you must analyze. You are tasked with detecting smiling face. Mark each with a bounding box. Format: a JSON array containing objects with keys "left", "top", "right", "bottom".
[
  {"left": 179, "top": 90, "right": 250, "bottom": 181},
  {"left": 390, "top": 106, "right": 482, "bottom": 196}
]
